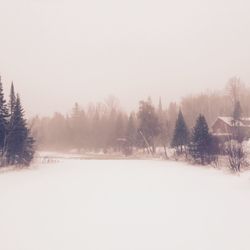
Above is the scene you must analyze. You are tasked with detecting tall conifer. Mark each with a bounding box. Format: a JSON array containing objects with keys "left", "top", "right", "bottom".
[
  {"left": 0, "top": 76, "right": 9, "bottom": 153},
  {"left": 6, "top": 94, "right": 34, "bottom": 165},
  {"left": 9, "top": 82, "right": 16, "bottom": 117},
  {"left": 190, "top": 114, "right": 212, "bottom": 164},
  {"left": 171, "top": 110, "right": 189, "bottom": 153}
]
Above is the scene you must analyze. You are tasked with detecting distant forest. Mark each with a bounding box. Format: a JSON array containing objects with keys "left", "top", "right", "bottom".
[{"left": 31, "top": 77, "right": 250, "bottom": 153}]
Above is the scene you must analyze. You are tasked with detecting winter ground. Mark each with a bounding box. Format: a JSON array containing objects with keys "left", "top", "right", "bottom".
[{"left": 0, "top": 156, "right": 250, "bottom": 250}]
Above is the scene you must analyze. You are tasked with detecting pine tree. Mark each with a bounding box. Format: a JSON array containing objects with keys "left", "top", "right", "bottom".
[
  {"left": 233, "top": 100, "right": 242, "bottom": 121},
  {"left": 70, "top": 102, "right": 87, "bottom": 150},
  {"left": 171, "top": 110, "right": 189, "bottom": 153},
  {"left": 9, "top": 82, "right": 16, "bottom": 117},
  {"left": 6, "top": 95, "right": 34, "bottom": 166},
  {"left": 190, "top": 114, "right": 212, "bottom": 165},
  {"left": 0, "top": 76, "right": 9, "bottom": 155}
]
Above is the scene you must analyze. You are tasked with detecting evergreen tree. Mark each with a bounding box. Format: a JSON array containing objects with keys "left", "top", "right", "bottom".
[
  {"left": 190, "top": 114, "right": 213, "bottom": 165},
  {"left": 9, "top": 82, "right": 16, "bottom": 117},
  {"left": 171, "top": 110, "right": 189, "bottom": 153},
  {"left": 233, "top": 100, "right": 242, "bottom": 121},
  {"left": 0, "top": 76, "right": 9, "bottom": 155},
  {"left": 70, "top": 102, "right": 87, "bottom": 150},
  {"left": 6, "top": 95, "right": 34, "bottom": 166}
]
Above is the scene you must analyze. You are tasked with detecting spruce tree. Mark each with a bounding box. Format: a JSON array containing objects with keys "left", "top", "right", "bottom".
[
  {"left": 0, "top": 76, "right": 9, "bottom": 156},
  {"left": 233, "top": 100, "right": 242, "bottom": 121},
  {"left": 171, "top": 110, "right": 189, "bottom": 153},
  {"left": 6, "top": 94, "right": 34, "bottom": 166},
  {"left": 190, "top": 114, "right": 212, "bottom": 164},
  {"left": 9, "top": 82, "right": 16, "bottom": 117}
]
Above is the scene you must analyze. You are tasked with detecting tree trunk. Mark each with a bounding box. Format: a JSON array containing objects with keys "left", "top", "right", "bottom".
[{"left": 163, "top": 144, "right": 168, "bottom": 159}]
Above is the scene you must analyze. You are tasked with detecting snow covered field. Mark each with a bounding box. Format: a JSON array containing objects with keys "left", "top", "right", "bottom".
[{"left": 0, "top": 157, "right": 250, "bottom": 250}]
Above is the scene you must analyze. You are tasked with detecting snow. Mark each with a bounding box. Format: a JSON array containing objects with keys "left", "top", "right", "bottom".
[
  {"left": 217, "top": 116, "right": 250, "bottom": 127},
  {"left": 0, "top": 157, "right": 250, "bottom": 250},
  {"left": 217, "top": 116, "right": 235, "bottom": 126}
]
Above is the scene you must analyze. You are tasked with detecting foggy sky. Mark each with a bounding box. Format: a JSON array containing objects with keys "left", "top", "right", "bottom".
[{"left": 1, "top": 0, "right": 250, "bottom": 117}]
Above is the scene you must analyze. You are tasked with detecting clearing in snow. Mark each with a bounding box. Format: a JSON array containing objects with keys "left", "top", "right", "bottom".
[{"left": 0, "top": 157, "right": 250, "bottom": 250}]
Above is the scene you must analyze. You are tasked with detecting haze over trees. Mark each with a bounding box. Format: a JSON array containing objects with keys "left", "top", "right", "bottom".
[
  {"left": 0, "top": 74, "right": 245, "bottom": 172},
  {"left": 26, "top": 76, "right": 250, "bottom": 172},
  {"left": 30, "top": 78, "right": 248, "bottom": 157}
]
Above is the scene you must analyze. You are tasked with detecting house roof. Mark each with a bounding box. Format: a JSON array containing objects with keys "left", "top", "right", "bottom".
[
  {"left": 214, "top": 116, "right": 250, "bottom": 128},
  {"left": 212, "top": 132, "right": 232, "bottom": 136},
  {"left": 217, "top": 117, "right": 234, "bottom": 126}
]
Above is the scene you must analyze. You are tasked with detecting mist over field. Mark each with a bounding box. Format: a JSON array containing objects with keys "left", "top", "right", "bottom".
[{"left": 1, "top": 1, "right": 250, "bottom": 250}]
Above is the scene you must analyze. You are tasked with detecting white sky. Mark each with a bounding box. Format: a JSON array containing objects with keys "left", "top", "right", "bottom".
[{"left": 0, "top": 0, "right": 250, "bottom": 116}]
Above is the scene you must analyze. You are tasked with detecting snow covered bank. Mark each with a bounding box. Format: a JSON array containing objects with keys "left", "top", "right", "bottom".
[
  {"left": 35, "top": 151, "right": 161, "bottom": 161},
  {"left": 0, "top": 159, "right": 250, "bottom": 250}
]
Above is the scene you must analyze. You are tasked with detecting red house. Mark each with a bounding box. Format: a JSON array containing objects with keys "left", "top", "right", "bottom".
[{"left": 211, "top": 116, "right": 250, "bottom": 141}]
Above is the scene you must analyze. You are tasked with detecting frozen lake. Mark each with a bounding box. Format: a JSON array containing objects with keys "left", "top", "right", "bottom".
[{"left": 0, "top": 158, "right": 250, "bottom": 250}]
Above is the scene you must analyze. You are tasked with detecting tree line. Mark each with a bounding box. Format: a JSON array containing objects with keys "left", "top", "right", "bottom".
[
  {"left": 0, "top": 77, "right": 34, "bottom": 167},
  {"left": 31, "top": 96, "right": 170, "bottom": 154},
  {"left": 31, "top": 77, "right": 250, "bottom": 168}
]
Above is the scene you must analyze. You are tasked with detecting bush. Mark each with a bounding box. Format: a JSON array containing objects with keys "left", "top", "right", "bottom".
[{"left": 224, "top": 140, "right": 245, "bottom": 172}]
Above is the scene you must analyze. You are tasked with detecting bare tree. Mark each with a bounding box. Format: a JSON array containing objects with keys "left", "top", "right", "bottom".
[
  {"left": 224, "top": 140, "right": 245, "bottom": 172},
  {"left": 137, "top": 100, "right": 160, "bottom": 154},
  {"left": 226, "top": 77, "right": 245, "bottom": 105}
]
